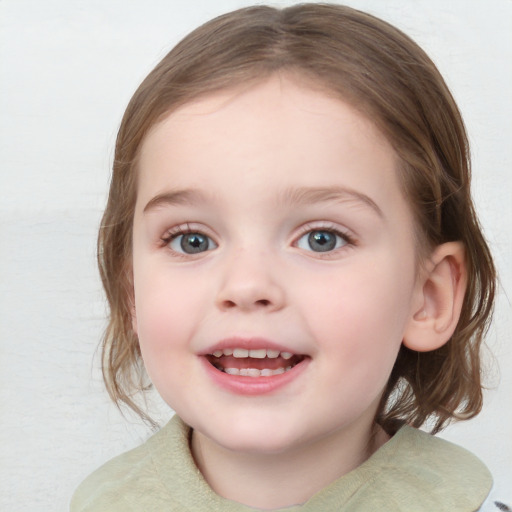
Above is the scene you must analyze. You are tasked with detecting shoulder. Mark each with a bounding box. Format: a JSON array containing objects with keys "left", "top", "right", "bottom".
[
  {"left": 394, "top": 424, "right": 491, "bottom": 471},
  {"left": 395, "top": 427, "right": 492, "bottom": 499},
  {"left": 70, "top": 417, "right": 184, "bottom": 512},
  {"left": 348, "top": 425, "right": 494, "bottom": 511}
]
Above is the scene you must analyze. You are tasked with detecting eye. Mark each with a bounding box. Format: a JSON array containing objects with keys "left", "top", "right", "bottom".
[
  {"left": 296, "top": 229, "right": 348, "bottom": 253},
  {"left": 168, "top": 231, "right": 218, "bottom": 254}
]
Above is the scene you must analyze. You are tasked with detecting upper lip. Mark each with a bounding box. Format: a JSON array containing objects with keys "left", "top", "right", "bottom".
[{"left": 198, "top": 337, "right": 305, "bottom": 357}]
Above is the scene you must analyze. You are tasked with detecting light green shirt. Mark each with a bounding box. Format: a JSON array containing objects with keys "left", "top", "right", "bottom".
[{"left": 71, "top": 415, "right": 492, "bottom": 511}]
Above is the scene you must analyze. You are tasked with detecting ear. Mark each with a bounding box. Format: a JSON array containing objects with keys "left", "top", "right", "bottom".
[{"left": 403, "top": 242, "right": 467, "bottom": 352}]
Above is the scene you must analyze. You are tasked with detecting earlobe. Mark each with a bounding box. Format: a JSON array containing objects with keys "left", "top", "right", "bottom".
[{"left": 403, "top": 242, "right": 467, "bottom": 352}]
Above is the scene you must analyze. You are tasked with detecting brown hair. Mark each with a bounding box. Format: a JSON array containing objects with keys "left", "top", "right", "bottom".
[{"left": 98, "top": 3, "right": 496, "bottom": 433}]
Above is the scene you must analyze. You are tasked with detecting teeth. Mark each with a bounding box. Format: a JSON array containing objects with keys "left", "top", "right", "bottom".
[
  {"left": 223, "top": 366, "right": 294, "bottom": 377},
  {"left": 212, "top": 348, "right": 295, "bottom": 359},
  {"left": 249, "top": 349, "right": 266, "bottom": 359},
  {"left": 241, "top": 368, "right": 261, "bottom": 377}
]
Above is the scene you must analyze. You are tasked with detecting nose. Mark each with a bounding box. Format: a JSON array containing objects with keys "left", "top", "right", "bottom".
[{"left": 215, "top": 249, "right": 286, "bottom": 312}]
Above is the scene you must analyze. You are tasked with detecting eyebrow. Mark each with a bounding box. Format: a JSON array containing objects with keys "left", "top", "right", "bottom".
[
  {"left": 143, "top": 185, "right": 383, "bottom": 218},
  {"left": 143, "top": 189, "right": 207, "bottom": 213},
  {"left": 278, "top": 186, "right": 384, "bottom": 218}
]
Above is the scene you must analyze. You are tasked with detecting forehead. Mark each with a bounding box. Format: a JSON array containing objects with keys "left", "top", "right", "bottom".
[
  {"left": 136, "top": 75, "right": 406, "bottom": 218},
  {"left": 143, "top": 76, "right": 390, "bottom": 150}
]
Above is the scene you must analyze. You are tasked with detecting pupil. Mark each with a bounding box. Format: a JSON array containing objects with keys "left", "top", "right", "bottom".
[
  {"left": 308, "top": 231, "right": 336, "bottom": 252},
  {"left": 181, "top": 233, "right": 208, "bottom": 253}
]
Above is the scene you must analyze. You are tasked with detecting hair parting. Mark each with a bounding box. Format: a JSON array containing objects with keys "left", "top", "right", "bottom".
[{"left": 98, "top": 3, "right": 496, "bottom": 432}]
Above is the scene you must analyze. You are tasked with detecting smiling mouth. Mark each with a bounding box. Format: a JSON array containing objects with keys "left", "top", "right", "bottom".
[{"left": 205, "top": 348, "right": 307, "bottom": 377}]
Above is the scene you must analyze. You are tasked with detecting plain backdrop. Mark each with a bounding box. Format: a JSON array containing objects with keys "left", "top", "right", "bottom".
[{"left": 0, "top": 1, "right": 511, "bottom": 510}]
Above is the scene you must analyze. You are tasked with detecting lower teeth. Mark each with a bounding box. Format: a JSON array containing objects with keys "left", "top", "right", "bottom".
[{"left": 223, "top": 366, "right": 293, "bottom": 377}]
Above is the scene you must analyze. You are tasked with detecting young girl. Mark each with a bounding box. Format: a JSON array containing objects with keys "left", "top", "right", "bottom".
[{"left": 71, "top": 4, "right": 505, "bottom": 511}]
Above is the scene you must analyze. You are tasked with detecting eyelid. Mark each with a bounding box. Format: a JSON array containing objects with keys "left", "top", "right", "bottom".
[
  {"left": 160, "top": 223, "right": 219, "bottom": 255},
  {"left": 159, "top": 221, "right": 356, "bottom": 257},
  {"left": 161, "top": 222, "right": 215, "bottom": 239},
  {"left": 292, "top": 222, "right": 357, "bottom": 255},
  {"left": 293, "top": 222, "right": 355, "bottom": 242}
]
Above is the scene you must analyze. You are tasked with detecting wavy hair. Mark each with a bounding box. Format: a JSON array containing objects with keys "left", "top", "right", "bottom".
[{"left": 98, "top": 4, "right": 495, "bottom": 432}]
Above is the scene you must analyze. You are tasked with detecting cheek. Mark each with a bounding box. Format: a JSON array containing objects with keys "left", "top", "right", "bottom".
[
  {"left": 134, "top": 260, "right": 201, "bottom": 331},
  {"left": 133, "top": 268, "right": 203, "bottom": 377},
  {"left": 301, "top": 258, "right": 415, "bottom": 383}
]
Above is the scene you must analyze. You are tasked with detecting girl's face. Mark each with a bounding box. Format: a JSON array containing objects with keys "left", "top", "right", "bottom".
[{"left": 132, "top": 76, "right": 423, "bottom": 456}]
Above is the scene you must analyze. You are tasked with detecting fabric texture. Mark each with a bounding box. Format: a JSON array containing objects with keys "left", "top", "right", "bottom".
[{"left": 71, "top": 415, "right": 492, "bottom": 511}]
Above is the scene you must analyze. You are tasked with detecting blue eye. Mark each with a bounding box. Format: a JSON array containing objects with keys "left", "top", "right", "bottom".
[
  {"left": 296, "top": 229, "right": 347, "bottom": 252},
  {"left": 169, "top": 232, "right": 217, "bottom": 254}
]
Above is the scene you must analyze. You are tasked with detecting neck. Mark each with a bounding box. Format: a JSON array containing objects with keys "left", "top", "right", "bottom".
[{"left": 191, "top": 420, "right": 389, "bottom": 510}]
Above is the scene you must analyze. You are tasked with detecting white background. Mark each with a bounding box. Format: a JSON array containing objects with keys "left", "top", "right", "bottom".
[{"left": 0, "top": 1, "right": 510, "bottom": 510}]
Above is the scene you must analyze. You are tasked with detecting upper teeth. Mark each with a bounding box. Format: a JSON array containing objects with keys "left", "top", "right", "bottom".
[{"left": 211, "top": 348, "right": 293, "bottom": 359}]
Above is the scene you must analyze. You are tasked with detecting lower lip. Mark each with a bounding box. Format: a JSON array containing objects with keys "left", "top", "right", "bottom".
[{"left": 200, "top": 357, "right": 309, "bottom": 395}]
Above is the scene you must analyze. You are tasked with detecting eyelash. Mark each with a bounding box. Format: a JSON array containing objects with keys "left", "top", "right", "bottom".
[
  {"left": 159, "top": 224, "right": 215, "bottom": 259},
  {"left": 160, "top": 222, "right": 356, "bottom": 257},
  {"left": 160, "top": 223, "right": 200, "bottom": 245},
  {"left": 293, "top": 223, "right": 356, "bottom": 256}
]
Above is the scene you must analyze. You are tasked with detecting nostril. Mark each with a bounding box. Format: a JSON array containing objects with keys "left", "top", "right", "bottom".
[
  {"left": 216, "top": 279, "right": 285, "bottom": 311},
  {"left": 222, "top": 300, "right": 237, "bottom": 309},
  {"left": 220, "top": 298, "right": 272, "bottom": 310}
]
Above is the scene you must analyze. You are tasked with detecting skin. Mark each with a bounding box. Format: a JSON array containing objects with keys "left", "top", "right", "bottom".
[{"left": 131, "top": 75, "right": 438, "bottom": 509}]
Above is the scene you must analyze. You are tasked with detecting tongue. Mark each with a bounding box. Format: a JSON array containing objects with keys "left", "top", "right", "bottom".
[{"left": 210, "top": 355, "right": 293, "bottom": 371}]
